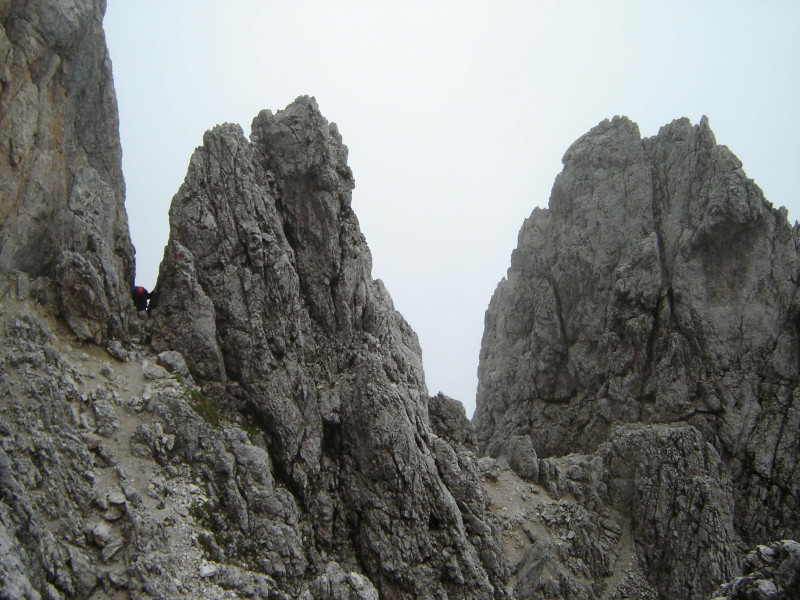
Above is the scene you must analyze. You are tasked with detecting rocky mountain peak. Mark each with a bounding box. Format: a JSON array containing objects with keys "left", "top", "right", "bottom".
[
  {"left": 2, "top": 1, "right": 798, "bottom": 598},
  {"left": 148, "top": 95, "right": 508, "bottom": 598},
  {"left": 475, "top": 114, "right": 800, "bottom": 596}
]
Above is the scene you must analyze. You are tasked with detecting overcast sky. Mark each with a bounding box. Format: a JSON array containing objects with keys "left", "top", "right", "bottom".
[{"left": 105, "top": 1, "right": 799, "bottom": 418}]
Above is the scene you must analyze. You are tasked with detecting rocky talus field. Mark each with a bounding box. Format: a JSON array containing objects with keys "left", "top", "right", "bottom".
[{"left": 1, "top": 1, "right": 798, "bottom": 599}]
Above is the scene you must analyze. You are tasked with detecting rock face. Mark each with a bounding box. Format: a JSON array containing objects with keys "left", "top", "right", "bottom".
[
  {"left": 0, "top": 2, "right": 507, "bottom": 596},
  {"left": 0, "top": 273, "right": 375, "bottom": 599},
  {"left": 475, "top": 116, "right": 800, "bottom": 596},
  {"left": 0, "top": 0, "right": 134, "bottom": 342},
  {"left": 149, "top": 97, "right": 508, "bottom": 598},
  {"left": 479, "top": 421, "right": 741, "bottom": 600},
  {"left": 4, "top": 2, "right": 798, "bottom": 596},
  {"left": 710, "top": 540, "right": 800, "bottom": 600}
]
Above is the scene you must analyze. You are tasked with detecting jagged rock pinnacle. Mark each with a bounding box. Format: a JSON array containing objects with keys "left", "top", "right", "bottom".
[
  {"left": 2, "top": 0, "right": 797, "bottom": 596},
  {"left": 475, "top": 114, "right": 800, "bottom": 597},
  {"left": 149, "top": 96, "right": 509, "bottom": 598}
]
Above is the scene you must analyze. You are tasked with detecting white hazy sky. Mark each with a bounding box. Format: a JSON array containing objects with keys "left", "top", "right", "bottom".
[{"left": 105, "top": 2, "right": 799, "bottom": 418}]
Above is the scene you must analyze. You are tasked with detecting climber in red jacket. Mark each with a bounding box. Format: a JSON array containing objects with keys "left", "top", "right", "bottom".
[{"left": 131, "top": 285, "right": 150, "bottom": 311}]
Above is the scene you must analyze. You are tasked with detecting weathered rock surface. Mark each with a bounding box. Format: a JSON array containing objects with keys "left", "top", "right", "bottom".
[
  {"left": 0, "top": 0, "right": 134, "bottom": 342},
  {"left": 0, "top": 272, "right": 389, "bottom": 599},
  {"left": 552, "top": 424, "right": 739, "bottom": 600},
  {"left": 298, "top": 561, "right": 380, "bottom": 600},
  {"left": 475, "top": 116, "right": 800, "bottom": 597},
  {"left": 0, "top": 3, "right": 509, "bottom": 595},
  {"left": 710, "top": 540, "right": 800, "bottom": 600},
  {"left": 4, "top": 1, "right": 798, "bottom": 596},
  {"left": 480, "top": 423, "right": 741, "bottom": 600},
  {"left": 149, "top": 97, "right": 508, "bottom": 598},
  {"left": 0, "top": 273, "right": 228, "bottom": 598}
]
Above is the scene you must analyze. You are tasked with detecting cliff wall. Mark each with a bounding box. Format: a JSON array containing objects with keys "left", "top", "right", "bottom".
[
  {"left": 1, "top": 1, "right": 798, "bottom": 598},
  {"left": 474, "top": 115, "right": 800, "bottom": 598},
  {"left": 0, "top": 0, "right": 134, "bottom": 342}
]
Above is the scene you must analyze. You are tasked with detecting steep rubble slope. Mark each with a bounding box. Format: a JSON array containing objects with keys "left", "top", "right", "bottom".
[
  {"left": 0, "top": 0, "right": 134, "bottom": 343},
  {"left": 148, "top": 97, "right": 508, "bottom": 599},
  {"left": 0, "top": 272, "right": 383, "bottom": 599},
  {"left": 474, "top": 116, "right": 800, "bottom": 598}
]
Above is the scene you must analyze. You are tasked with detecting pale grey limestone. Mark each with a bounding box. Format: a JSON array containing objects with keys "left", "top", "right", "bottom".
[
  {"left": 0, "top": 0, "right": 134, "bottom": 342},
  {"left": 0, "top": 274, "right": 314, "bottom": 598},
  {"left": 710, "top": 540, "right": 800, "bottom": 600},
  {"left": 149, "top": 96, "right": 509, "bottom": 599},
  {"left": 475, "top": 115, "right": 800, "bottom": 598},
  {"left": 3, "top": 0, "right": 798, "bottom": 596}
]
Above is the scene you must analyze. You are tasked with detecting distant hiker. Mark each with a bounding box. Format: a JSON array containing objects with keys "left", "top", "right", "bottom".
[{"left": 131, "top": 285, "right": 150, "bottom": 311}]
